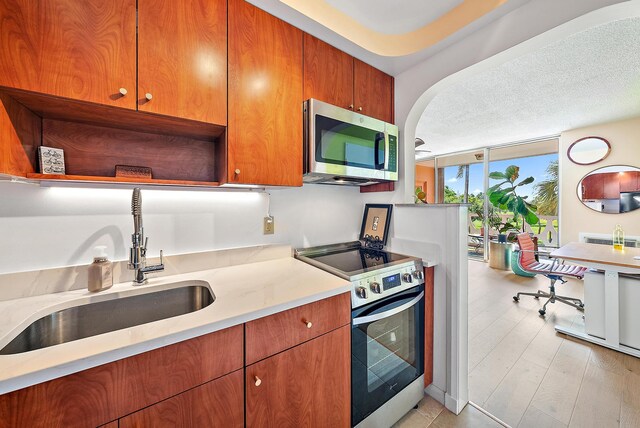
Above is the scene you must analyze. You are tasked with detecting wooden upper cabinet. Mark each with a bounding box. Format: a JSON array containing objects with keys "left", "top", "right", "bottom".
[
  {"left": 582, "top": 173, "right": 604, "bottom": 200},
  {"left": 602, "top": 172, "right": 620, "bottom": 199},
  {"left": 245, "top": 325, "right": 351, "bottom": 428},
  {"left": 303, "top": 35, "right": 394, "bottom": 124},
  {"left": 138, "top": 0, "right": 227, "bottom": 125},
  {"left": 303, "top": 34, "right": 354, "bottom": 110},
  {"left": 620, "top": 171, "right": 639, "bottom": 192},
  {"left": 228, "top": 0, "right": 303, "bottom": 186},
  {"left": 0, "top": 0, "right": 137, "bottom": 110},
  {"left": 354, "top": 59, "right": 394, "bottom": 123}
]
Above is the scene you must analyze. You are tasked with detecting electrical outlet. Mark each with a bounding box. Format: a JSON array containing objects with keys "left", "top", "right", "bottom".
[{"left": 263, "top": 216, "right": 274, "bottom": 235}]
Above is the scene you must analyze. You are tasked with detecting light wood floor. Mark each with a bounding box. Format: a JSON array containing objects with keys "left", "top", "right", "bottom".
[
  {"left": 394, "top": 395, "right": 503, "bottom": 428},
  {"left": 467, "top": 259, "right": 640, "bottom": 428}
]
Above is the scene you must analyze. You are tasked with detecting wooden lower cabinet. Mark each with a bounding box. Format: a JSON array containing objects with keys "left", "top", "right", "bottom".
[
  {"left": 245, "top": 325, "right": 351, "bottom": 428},
  {"left": 0, "top": 326, "right": 243, "bottom": 428},
  {"left": 120, "top": 369, "right": 244, "bottom": 428},
  {"left": 424, "top": 266, "right": 435, "bottom": 387}
]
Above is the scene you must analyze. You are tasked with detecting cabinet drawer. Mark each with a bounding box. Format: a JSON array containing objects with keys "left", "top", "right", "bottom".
[
  {"left": 120, "top": 369, "right": 244, "bottom": 428},
  {"left": 0, "top": 325, "right": 243, "bottom": 428},
  {"left": 245, "top": 293, "right": 350, "bottom": 364}
]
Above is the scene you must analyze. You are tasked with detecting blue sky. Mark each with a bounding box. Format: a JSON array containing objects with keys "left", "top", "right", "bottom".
[{"left": 444, "top": 153, "right": 558, "bottom": 198}]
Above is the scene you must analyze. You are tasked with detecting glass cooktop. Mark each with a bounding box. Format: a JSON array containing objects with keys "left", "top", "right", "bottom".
[{"left": 303, "top": 248, "right": 412, "bottom": 276}]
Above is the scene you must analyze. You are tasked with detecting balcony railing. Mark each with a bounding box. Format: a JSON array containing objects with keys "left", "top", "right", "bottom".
[{"left": 468, "top": 213, "right": 559, "bottom": 249}]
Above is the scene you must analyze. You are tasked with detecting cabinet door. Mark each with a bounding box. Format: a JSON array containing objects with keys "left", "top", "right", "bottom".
[
  {"left": 303, "top": 34, "right": 354, "bottom": 110},
  {"left": 582, "top": 174, "right": 603, "bottom": 199},
  {"left": 603, "top": 172, "right": 620, "bottom": 199},
  {"left": 0, "top": 0, "right": 136, "bottom": 109},
  {"left": 138, "top": 0, "right": 227, "bottom": 125},
  {"left": 228, "top": 0, "right": 303, "bottom": 186},
  {"left": 120, "top": 370, "right": 244, "bottom": 428},
  {"left": 353, "top": 59, "right": 393, "bottom": 123},
  {"left": 246, "top": 325, "right": 350, "bottom": 428},
  {"left": 620, "top": 171, "right": 639, "bottom": 192}
]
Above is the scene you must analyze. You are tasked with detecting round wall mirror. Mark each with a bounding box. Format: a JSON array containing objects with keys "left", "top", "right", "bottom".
[
  {"left": 567, "top": 136, "right": 611, "bottom": 165},
  {"left": 577, "top": 165, "right": 640, "bottom": 214}
]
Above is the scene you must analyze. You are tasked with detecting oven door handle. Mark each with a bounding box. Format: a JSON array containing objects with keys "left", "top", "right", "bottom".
[{"left": 352, "top": 291, "right": 424, "bottom": 326}]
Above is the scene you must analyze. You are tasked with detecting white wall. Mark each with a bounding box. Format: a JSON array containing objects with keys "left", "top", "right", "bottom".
[
  {"left": 559, "top": 116, "right": 640, "bottom": 244},
  {"left": 0, "top": 182, "right": 366, "bottom": 274},
  {"left": 390, "top": 205, "right": 468, "bottom": 413}
]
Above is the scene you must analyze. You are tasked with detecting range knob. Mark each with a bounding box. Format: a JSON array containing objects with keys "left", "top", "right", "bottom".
[
  {"left": 413, "top": 270, "right": 424, "bottom": 280},
  {"left": 370, "top": 282, "right": 382, "bottom": 294},
  {"left": 356, "top": 286, "right": 368, "bottom": 299},
  {"left": 402, "top": 273, "right": 413, "bottom": 283}
]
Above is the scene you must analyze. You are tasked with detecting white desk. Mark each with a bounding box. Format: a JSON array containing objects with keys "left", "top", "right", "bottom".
[{"left": 550, "top": 242, "right": 640, "bottom": 357}]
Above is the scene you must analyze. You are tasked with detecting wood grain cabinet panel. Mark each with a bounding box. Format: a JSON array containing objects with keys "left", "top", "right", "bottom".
[
  {"left": 353, "top": 59, "right": 394, "bottom": 123},
  {"left": 245, "top": 292, "right": 350, "bottom": 365},
  {"left": 246, "top": 325, "right": 351, "bottom": 428},
  {"left": 138, "top": 0, "right": 227, "bottom": 125},
  {"left": 602, "top": 172, "right": 620, "bottom": 199},
  {"left": 0, "top": 0, "right": 137, "bottom": 110},
  {"left": 424, "top": 266, "right": 434, "bottom": 387},
  {"left": 303, "top": 34, "right": 354, "bottom": 110},
  {"left": 228, "top": 0, "right": 303, "bottom": 186},
  {"left": 120, "top": 370, "right": 244, "bottom": 428},
  {"left": 620, "top": 171, "right": 639, "bottom": 192},
  {"left": 582, "top": 173, "right": 603, "bottom": 200},
  {"left": 0, "top": 326, "right": 243, "bottom": 428}
]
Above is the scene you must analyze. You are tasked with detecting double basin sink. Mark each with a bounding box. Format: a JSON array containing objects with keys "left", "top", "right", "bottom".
[{"left": 0, "top": 282, "right": 215, "bottom": 355}]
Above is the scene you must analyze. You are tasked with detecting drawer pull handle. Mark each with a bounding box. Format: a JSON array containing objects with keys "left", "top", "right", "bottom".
[
  {"left": 348, "top": 104, "right": 354, "bottom": 110},
  {"left": 119, "top": 88, "right": 128, "bottom": 96},
  {"left": 234, "top": 169, "right": 241, "bottom": 175},
  {"left": 303, "top": 320, "right": 313, "bottom": 329},
  {"left": 254, "top": 376, "right": 262, "bottom": 387},
  {"left": 357, "top": 106, "right": 363, "bottom": 111},
  {"left": 145, "top": 93, "right": 153, "bottom": 101}
]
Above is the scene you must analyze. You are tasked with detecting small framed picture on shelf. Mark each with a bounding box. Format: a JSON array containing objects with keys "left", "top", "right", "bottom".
[{"left": 38, "top": 146, "right": 65, "bottom": 175}]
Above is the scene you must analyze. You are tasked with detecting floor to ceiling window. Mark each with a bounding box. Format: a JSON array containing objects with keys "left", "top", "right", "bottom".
[{"left": 420, "top": 138, "right": 559, "bottom": 261}]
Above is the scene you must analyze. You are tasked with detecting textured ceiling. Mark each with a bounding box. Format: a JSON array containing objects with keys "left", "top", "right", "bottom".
[
  {"left": 415, "top": 17, "right": 640, "bottom": 159},
  {"left": 324, "top": 0, "right": 464, "bottom": 35}
]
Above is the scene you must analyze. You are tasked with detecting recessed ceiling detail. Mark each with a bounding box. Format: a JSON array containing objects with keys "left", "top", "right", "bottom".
[
  {"left": 279, "top": 0, "right": 510, "bottom": 56},
  {"left": 415, "top": 17, "right": 640, "bottom": 159}
]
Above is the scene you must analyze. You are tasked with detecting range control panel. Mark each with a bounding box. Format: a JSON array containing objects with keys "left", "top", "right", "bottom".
[{"left": 351, "top": 261, "right": 424, "bottom": 308}]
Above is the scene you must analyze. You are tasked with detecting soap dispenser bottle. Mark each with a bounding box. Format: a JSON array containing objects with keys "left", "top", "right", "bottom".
[{"left": 88, "top": 245, "right": 113, "bottom": 292}]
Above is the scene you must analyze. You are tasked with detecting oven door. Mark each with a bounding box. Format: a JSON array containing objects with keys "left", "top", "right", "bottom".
[{"left": 351, "top": 285, "right": 425, "bottom": 426}]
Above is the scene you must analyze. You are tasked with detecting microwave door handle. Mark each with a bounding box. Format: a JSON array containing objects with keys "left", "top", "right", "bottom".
[
  {"left": 352, "top": 291, "right": 424, "bottom": 326},
  {"left": 374, "top": 132, "right": 385, "bottom": 170}
]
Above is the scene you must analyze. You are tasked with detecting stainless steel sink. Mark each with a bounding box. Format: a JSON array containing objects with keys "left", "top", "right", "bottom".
[{"left": 0, "top": 284, "right": 214, "bottom": 355}]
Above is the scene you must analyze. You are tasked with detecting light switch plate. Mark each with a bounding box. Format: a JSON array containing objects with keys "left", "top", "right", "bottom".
[{"left": 263, "top": 216, "right": 274, "bottom": 235}]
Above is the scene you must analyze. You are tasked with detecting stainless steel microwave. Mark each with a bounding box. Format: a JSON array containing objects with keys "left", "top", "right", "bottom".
[{"left": 303, "top": 99, "right": 399, "bottom": 186}]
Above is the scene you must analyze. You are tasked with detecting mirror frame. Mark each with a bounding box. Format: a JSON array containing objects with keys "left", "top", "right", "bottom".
[{"left": 567, "top": 136, "right": 611, "bottom": 165}]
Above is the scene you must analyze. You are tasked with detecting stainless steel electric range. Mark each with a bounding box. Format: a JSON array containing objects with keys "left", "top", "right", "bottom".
[{"left": 295, "top": 205, "right": 426, "bottom": 428}]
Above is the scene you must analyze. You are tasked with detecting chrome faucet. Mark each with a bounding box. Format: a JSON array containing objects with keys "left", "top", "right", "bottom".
[{"left": 128, "top": 188, "right": 164, "bottom": 284}]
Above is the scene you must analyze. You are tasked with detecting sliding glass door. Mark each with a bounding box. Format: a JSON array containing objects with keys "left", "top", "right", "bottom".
[{"left": 426, "top": 138, "right": 559, "bottom": 262}]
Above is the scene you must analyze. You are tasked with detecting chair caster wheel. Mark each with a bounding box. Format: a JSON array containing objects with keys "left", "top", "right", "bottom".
[
  {"left": 539, "top": 309, "right": 546, "bottom": 316},
  {"left": 534, "top": 296, "right": 540, "bottom": 300},
  {"left": 579, "top": 304, "right": 584, "bottom": 308},
  {"left": 513, "top": 296, "right": 519, "bottom": 302}
]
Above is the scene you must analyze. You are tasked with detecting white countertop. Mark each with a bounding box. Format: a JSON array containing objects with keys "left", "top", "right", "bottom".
[{"left": 0, "top": 256, "right": 350, "bottom": 395}]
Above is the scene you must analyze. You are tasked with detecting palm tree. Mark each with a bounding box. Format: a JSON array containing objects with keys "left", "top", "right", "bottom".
[
  {"left": 533, "top": 160, "right": 558, "bottom": 215},
  {"left": 456, "top": 165, "right": 470, "bottom": 203}
]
